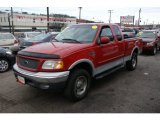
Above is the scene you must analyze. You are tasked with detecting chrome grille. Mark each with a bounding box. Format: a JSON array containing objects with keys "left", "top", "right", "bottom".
[{"left": 17, "top": 57, "right": 39, "bottom": 70}]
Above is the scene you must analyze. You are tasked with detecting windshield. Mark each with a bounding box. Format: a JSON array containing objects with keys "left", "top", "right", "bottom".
[
  {"left": 0, "top": 33, "right": 14, "bottom": 40},
  {"left": 29, "top": 33, "right": 51, "bottom": 41},
  {"left": 27, "top": 33, "right": 40, "bottom": 38},
  {"left": 55, "top": 25, "right": 98, "bottom": 43},
  {"left": 140, "top": 32, "right": 156, "bottom": 38}
]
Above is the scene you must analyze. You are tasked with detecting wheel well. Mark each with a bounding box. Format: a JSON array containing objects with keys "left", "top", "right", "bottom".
[{"left": 70, "top": 62, "right": 93, "bottom": 76}]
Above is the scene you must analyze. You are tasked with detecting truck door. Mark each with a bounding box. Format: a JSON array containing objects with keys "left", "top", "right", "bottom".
[
  {"left": 112, "top": 25, "right": 125, "bottom": 59},
  {"left": 94, "top": 26, "right": 122, "bottom": 75}
]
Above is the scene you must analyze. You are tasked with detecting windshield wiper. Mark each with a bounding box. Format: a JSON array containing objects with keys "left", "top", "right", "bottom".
[
  {"left": 62, "top": 38, "right": 81, "bottom": 43},
  {"left": 52, "top": 38, "right": 59, "bottom": 42}
]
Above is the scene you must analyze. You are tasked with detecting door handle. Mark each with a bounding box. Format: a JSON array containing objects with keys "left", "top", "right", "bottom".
[{"left": 113, "top": 46, "right": 118, "bottom": 49}]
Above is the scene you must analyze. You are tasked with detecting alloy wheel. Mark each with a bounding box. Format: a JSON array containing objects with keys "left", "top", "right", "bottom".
[{"left": 0, "top": 59, "right": 9, "bottom": 72}]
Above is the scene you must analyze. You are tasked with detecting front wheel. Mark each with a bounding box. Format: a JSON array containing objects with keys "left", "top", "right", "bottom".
[
  {"left": 64, "top": 69, "right": 91, "bottom": 102},
  {"left": 151, "top": 46, "right": 157, "bottom": 55},
  {"left": 0, "top": 58, "right": 10, "bottom": 73},
  {"left": 126, "top": 52, "right": 138, "bottom": 71}
]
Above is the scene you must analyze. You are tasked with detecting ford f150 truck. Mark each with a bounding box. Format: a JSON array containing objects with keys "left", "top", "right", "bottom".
[{"left": 13, "top": 23, "right": 141, "bottom": 101}]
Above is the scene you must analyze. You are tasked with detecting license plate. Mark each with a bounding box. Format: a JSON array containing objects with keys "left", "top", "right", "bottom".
[{"left": 17, "top": 76, "right": 25, "bottom": 84}]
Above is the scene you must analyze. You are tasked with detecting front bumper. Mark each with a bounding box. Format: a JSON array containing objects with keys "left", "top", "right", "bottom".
[
  {"left": 13, "top": 64, "right": 70, "bottom": 89},
  {"left": 142, "top": 45, "right": 154, "bottom": 52}
]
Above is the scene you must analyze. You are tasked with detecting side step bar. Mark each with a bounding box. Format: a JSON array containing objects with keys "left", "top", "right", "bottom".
[{"left": 95, "top": 65, "right": 124, "bottom": 79}]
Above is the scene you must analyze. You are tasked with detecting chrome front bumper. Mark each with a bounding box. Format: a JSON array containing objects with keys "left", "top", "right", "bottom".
[{"left": 13, "top": 64, "right": 70, "bottom": 84}]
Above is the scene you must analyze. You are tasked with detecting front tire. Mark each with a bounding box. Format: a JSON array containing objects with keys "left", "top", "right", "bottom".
[
  {"left": 0, "top": 58, "right": 10, "bottom": 73},
  {"left": 64, "top": 69, "right": 91, "bottom": 102},
  {"left": 126, "top": 52, "right": 138, "bottom": 71},
  {"left": 151, "top": 46, "right": 157, "bottom": 55}
]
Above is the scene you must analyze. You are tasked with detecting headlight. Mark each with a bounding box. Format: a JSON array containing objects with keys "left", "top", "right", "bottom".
[
  {"left": 42, "top": 60, "right": 63, "bottom": 70},
  {"left": 6, "top": 50, "right": 12, "bottom": 55},
  {"left": 147, "top": 42, "right": 154, "bottom": 46}
]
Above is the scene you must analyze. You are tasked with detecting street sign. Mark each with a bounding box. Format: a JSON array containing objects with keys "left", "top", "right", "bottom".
[{"left": 120, "top": 16, "right": 134, "bottom": 24}]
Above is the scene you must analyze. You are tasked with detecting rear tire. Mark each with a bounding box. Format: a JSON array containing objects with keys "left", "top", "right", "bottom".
[
  {"left": 126, "top": 52, "right": 138, "bottom": 71},
  {"left": 64, "top": 68, "right": 91, "bottom": 102},
  {"left": 0, "top": 58, "right": 10, "bottom": 73}
]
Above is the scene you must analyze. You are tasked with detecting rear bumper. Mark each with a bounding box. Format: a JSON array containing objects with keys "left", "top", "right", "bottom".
[{"left": 13, "top": 64, "right": 70, "bottom": 89}]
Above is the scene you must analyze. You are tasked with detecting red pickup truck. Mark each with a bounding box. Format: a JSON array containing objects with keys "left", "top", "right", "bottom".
[{"left": 13, "top": 23, "right": 141, "bottom": 101}]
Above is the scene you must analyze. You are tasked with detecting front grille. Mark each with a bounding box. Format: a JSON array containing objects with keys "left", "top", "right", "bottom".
[
  {"left": 17, "top": 57, "right": 39, "bottom": 70},
  {"left": 143, "top": 42, "right": 147, "bottom": 45}
]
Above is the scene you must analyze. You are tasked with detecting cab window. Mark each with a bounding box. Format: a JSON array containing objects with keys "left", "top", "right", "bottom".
[{"left": 99, "top": 26, "right": 114, "bottom": 43}]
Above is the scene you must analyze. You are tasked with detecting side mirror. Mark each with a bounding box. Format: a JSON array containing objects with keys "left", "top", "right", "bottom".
[{"left": 100, "top": 36, "right": 110, "bottom": 44}]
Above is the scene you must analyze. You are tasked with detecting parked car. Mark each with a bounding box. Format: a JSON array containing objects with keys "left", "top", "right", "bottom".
[
  {"left": 15, "top": 32, "right": 41, "bottom": 41},
  {"left": 137, "top": 30, "right": 160, "bottom": 55},
  {"left": 19, "top": 32, "right": 59, "bottom": 50},
  {"left": 0, "top": 47, "right": 15, "bottom": 72},
  {"left": 0, "top": 33, "right": 19, "bottom": 53},
  {"left": 122, "top": 28, "right": 136, "bottom": 38},
  {"left": 13, "top": 23, "right": 141, "bottom": 101}
]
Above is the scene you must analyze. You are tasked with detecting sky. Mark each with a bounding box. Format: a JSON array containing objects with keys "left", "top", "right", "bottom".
[
  {"left": 1, "top": 7, "right": 160, "bottom": 25},
  {"left": 0, "top": 0, "right": 160, "bottom": 25}
]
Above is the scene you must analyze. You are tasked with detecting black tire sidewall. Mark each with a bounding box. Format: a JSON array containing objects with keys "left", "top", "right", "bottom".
[
  {"left": 64, "top": 69, "right": 91, "bottom": 101},
  {"left": 152, "top": 47, "right": 157, "bottom": 55},
  {"left": 126, "top": 52, "right": 138, "bottom": 71},
  {"left": 132, "top": 52, "right": 138, "bottom": 69}
]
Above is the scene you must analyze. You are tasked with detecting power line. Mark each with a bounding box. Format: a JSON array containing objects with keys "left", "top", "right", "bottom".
[
  {"left": 78, "top": 7, "right": 82, "bottom": 20},
  {"left": 108, "top": 10, "right": 113, "bottom": 23},
  {"left": 138, "top": 8, "right": 141, "bottom": 26},
  {"left": 47, "top": 7, "right": 49, "bottom": 32}
]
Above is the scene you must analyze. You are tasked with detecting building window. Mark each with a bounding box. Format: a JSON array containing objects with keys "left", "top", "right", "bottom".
[{"left": 4, "top": 17, "right": 6, "bottom": 22}]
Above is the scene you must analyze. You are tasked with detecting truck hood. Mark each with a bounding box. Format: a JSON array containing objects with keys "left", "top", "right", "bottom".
[{"left": 22, "top": 42, "right": 92, "bottom": 58}]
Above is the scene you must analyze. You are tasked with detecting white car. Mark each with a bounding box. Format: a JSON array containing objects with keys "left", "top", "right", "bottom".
[
  {"left": 16, "top": 32, "right": 41, "bottom": 41},
  {"left": 121, "top": 28, "right": 136, "bottom": 38},
  {"left": 0, "top": 32, "right": 19, "bottom": 53}
]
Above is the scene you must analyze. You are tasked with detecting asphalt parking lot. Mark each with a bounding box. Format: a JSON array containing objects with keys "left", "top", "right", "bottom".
[{"left": 0, "top": 52, "right": 160, "bottom": 113}]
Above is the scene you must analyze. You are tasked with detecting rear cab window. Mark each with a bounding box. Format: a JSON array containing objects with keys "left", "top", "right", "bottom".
[{"left": 112, "top": 25, "right": 123, "bottom": 41}]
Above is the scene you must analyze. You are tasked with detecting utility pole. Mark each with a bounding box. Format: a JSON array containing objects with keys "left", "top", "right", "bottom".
[
  {"left": 138, "top": 8, "right": 141, "bottom": 26},
  {"left": 78, "top": 7, "right": 82, "bottom": 20},
  {"left": 11, "top": 7, "right": 14, "bottom": 35},
  {"left": 7, "top": 13, "right": 11, "bottom": 33},
  {"left": 47, "top": 7, "right": 49, "bottom": 32},
  {"left": 108, "top": 10, "right": 113, "bottom": 23}
]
